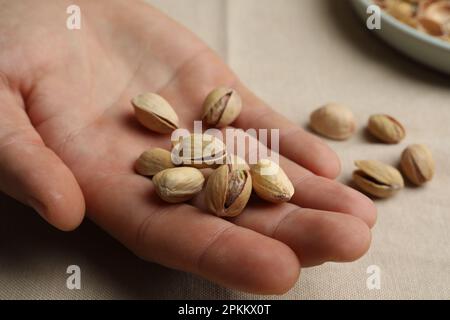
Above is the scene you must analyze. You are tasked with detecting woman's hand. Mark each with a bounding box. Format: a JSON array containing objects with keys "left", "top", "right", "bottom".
[{"left": 0, "top": 0, "right": 376, "bottom": 294}]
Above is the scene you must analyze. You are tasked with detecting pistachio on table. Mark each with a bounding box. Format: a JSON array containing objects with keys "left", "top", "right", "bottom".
[
  {"left": 353, "top": 160, "right": 404, "bottom": 198},
  {"left": 152, "top": 167, "right": 205, "bottom": 203},
  {"left": 132, "top": 93, "right": 179, "bottom": 134},
  {"left": 310, "top": 103, "right": 356, "bottom": 140},
  {"left": 367, "top": 114, "right": 406, "bottom": 144},
  {"left": 400, "top": 144, "right": 435, "bottom": 186},
  {"left": 205, "top": 164, "right": 252, "bottom": 217}
]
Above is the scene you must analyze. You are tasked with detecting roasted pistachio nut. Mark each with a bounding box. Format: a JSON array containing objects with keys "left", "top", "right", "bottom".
[
  {"left": 172, "top": 134, "right": 227, "bottom": 169},
  {"left": 202, "top": 87, "right": 242, "bottom": 128},
  {"left": 353, "top": 160, "right": 404, "bottom": 198},
  {"left": 367, "top": 114, "right": 406, "bottom": 144},
  {"left": 205, "top": 165, "right": 252, "bottom": 217},
  {"left": 418, "top": 0, "right": 450, "bottom": 37},
  {"left": 152, "top": 167, "right": 205, "bottom": 203},
  {"left": 400, "top": 144, "right": 435, "bottom": 186},
  {"left": 377, "top": 0, "right": 450, "bottom": 43},
  {"left": 132, "top": 93, "right": 179, "bottom": 134},
  {"left": 310, "top": 103, "right": 356, "bottom": 140},
  {"left": 387, "top": 0, "right": 417, "bottom": 27},
  {"left": 135, "top": 148, "right": 175, "bottom": 176},
  {"left": 250, "top": 159, "right": 295, "bottom": 203}
]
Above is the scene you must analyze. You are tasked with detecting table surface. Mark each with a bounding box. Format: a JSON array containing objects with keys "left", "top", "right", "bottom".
[{"left": 1, "top": 0, "right": 449, "bottom": 300}]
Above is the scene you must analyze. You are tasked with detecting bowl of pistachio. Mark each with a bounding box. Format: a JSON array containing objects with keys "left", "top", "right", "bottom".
[{"left": 351, "top": 0, "right": 450, "bottom": 74}]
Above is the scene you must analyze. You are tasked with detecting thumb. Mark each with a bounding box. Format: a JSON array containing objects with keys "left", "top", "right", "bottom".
[{"left": 0, "top": 90, "right": 85, "bottom": 231}]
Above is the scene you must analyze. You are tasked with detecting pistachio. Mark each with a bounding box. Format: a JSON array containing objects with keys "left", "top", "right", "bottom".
[
  {"left": 310, "top": 103, "right": 356, "bottom": 140},
  {"left": 132, "top": 93, "right": 179, "bottom": 134},
  {"left": 400, "top": 144, "right": 435, "bottom": 185},
  {"left": 172, "top": 134, "right": 227, "bottom": 169},
  {"left": 250, "top": 159, "right": 295, "bottom": 203},
  {"left": 418, "top": 0, "right": 450, "bottom": 36},
  {"left": 135, "top": 148, "right": 175, "bottom": 177},
  {"left": 387, "top": 0, "right": 417, "bottom": 27},
  {"left": 418, "top": 17, "right": 444, "bottom": 36},
  {"left": 367, "top": 114, "right": 406, "bottom": 144},
  {"left": 379, "top": 0, "right": 450, "bottom": 42},
  {"left": 205, "top": 165, "right": 252, "bottom": 217},
  {"left": 353, "top": 160, "right": 404, "bottom": 198},
  {"left": 152, "top": 167, "right": 205, "bottom": 203},
  {"left": 202, "top": 87, "right": 242, "bottom": 128}
]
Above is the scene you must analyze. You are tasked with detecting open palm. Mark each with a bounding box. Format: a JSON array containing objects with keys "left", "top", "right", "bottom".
[{"left": 0, "top": 0, "right": 376, "bottom": 294}]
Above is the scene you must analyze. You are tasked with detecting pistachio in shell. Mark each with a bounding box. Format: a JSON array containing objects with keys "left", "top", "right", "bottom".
[
  {"left": 171, "top": 133, "right": 227, "bottom": 169},
  {"left": 400, "top": 144, "right": 435, "bottom": 186},
  {"left": 202, "top": 87, "right": 242, "bottom": 128},
  {"left": 205, "top": 165, "right": 252, "bottom": 217},
  {"left": 250, "top": 159, "right": 295, "bottom": 203},
  {"left": 132, "top": 93, "right": 179, "bottom": 134},
  {"left": 310, "top": 103, "right": 356, "bottom": 140},
  {"left": 367, "top": 114, "right": 405, "bottom": 144},
  {"left": 152, "top": 167, "right": 205, "bottom": 203},
  {"left": 353, "top": 160, "right": 404, "bottom": 198},
  {"left": 135, "top": 148, "right": 175, "bottom": 177},
  {"left": 418, "top": 0, "right": 450, "bottom": 37}
]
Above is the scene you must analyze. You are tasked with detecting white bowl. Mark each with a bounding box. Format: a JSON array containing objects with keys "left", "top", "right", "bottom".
[{"left": 351, "top": 0, "right": 450, "bottom": 74}]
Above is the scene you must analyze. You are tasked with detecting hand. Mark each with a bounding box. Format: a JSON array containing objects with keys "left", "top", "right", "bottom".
[{"left": 0, "top": 0, "right": 376, "bottom": 294}]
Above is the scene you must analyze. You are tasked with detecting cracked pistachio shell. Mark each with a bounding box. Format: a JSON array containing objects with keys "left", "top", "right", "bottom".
[
  {"left": 202, "top": 87, "right": 242, "bottom": 128},
  {"left": 135, "top": 148, "right": 175, "bottom": 177},
  {"left": 310, "top": 103, "right": 356, "bottom": 140},
  {"left": 250, "top": 159, "right": 295, "bottom": 203},
  {"left": 368, "top": 114, "right": 405, "bottom": 144},
  {"left": 132, "top": 93, "right": 179, "bottom": 134},
  {"left": 152, "top": 167, "right": 205, "bottom": 203},
  {"left": 400, "top": 144, "right": 435, "bottom": 186},
  {"left": 353, "top": 160, "right": 404, "bottom": 198},
  {"left": 171, "top": 134, "right": 227, "bottom": 169},
  {"left": 205, "top": 165, "right": 252, "bottom": 217}
]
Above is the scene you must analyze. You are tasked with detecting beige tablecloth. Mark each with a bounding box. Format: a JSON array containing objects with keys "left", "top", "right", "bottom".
[{"left": 1, "top": 0, "right": 449, "bottom": 300}]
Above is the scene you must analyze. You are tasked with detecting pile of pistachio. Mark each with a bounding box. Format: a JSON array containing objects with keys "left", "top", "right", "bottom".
[
  {"left": 132, "top": 88, "right": 294, "bottom": 218},
  {"left": 310, "top": 103, "right": 435, "bottom": 198},
  {"left": 375, "top": 0, "right": 450, "bottom": 43}
]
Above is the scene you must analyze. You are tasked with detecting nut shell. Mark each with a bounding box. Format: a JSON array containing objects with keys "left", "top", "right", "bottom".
[
  {"left": 135, "top": 148, "right": 175, "bottom": 176},
  {"left": 132, "top": 93, "right": 179, "bottom": 134},
  {"left": 310, "top": 103, "right": 356, "bottom": 140},
  {"left": 205, "top": 165, "right": 252, "bottom": 217},
  {"left": 353, "top": 160, "right": 404, "bottom": 198},
  {"left": 172, "top": 134, "right": 227, "bottom": 169},
  {"left": 202, "top": 87, "right": 242, "bottom": 128},
  {"left": 400, "top": 144, "right": 435, "bottom": 186},
  {"left": 368, "top": 114, "right": 405, "bottom": 144},
  {"left": 152, "top": 167, "right": 205, "bottom": 203},
  {"left": 387, "top": 0, "right": 417, "bottom": 27},
  {"left": 250, "top": 159, "right": 295, "bottom": 203},
  {"left": 418, "top": 0, "right": 450, "bottom": 37}
]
